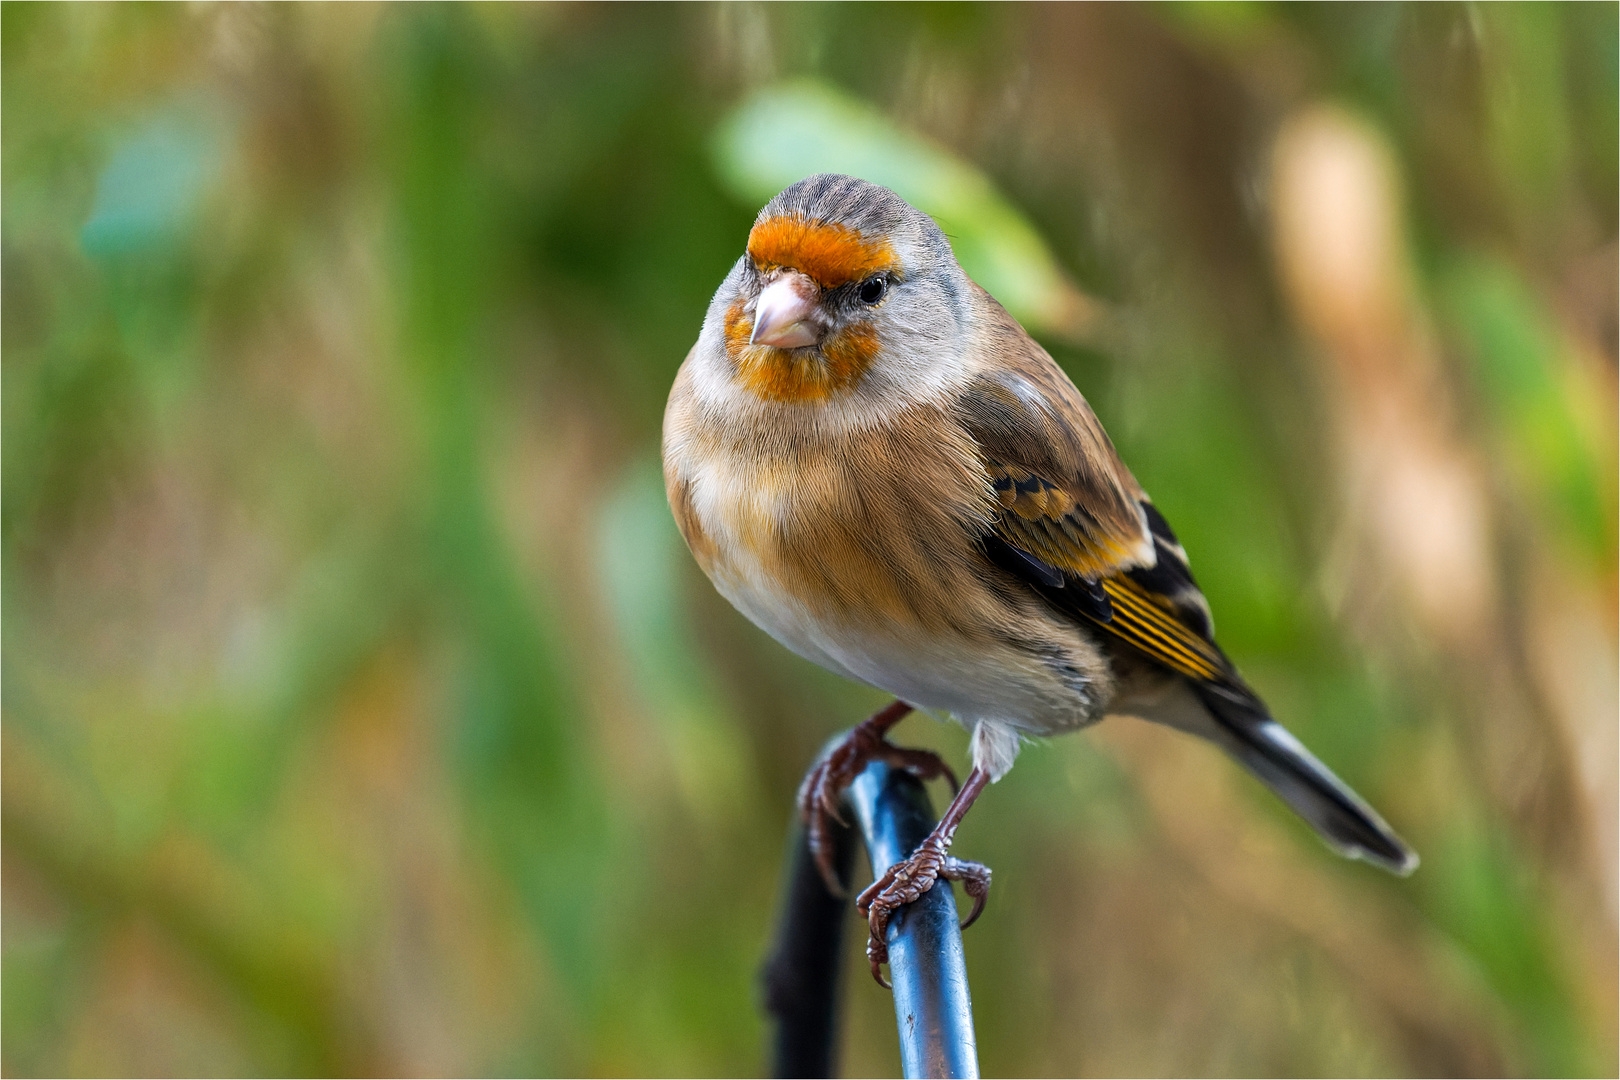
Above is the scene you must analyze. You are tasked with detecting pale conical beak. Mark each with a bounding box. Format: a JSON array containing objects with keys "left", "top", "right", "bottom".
[{"left": 749, "top": 272, "right": 823, "bottom": 349}]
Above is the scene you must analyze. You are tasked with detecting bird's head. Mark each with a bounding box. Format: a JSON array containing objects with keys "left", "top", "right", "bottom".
[{"left": 717, "top": 175, "right": 968, "bottom": 405}]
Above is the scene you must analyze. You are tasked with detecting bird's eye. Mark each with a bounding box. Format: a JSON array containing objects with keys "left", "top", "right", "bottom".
[{"left": 858, "top": 277, "right": 887, "bottom": 305}]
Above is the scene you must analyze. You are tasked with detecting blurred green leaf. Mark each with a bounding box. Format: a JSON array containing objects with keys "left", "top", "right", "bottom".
[
  {"left": 1424, "top": 818, "right": 1596, "bottom": 1077},
  {"left": 381, "top": 4, "right": 611, "bottom": 1032},
  {"left": 1443, "top": 253, "right": 1615, "bottom": 567}
]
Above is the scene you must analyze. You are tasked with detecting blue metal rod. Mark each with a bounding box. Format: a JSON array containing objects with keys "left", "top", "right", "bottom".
[{"left": 848, "top": 761, "right": 981, "bottom": 1080}]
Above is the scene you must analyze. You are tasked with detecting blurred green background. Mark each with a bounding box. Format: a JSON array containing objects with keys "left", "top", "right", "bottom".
[{"left": 3, "top": 3, "right": 1616, "bottom": 1076}]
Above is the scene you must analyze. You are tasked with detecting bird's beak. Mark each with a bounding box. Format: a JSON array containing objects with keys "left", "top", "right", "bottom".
[{"left": 749, "top": 271, "right": 823, "bottom": 349}]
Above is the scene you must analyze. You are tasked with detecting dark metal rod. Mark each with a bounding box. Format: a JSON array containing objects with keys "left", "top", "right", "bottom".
[
  {"left": 848, "top": 761, "right": 981, "bottom": 1080},
  {"left": 763, "top": 810, "right": 855, "bottom": 1078}
]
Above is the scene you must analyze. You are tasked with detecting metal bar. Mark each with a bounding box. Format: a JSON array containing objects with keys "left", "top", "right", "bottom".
[
  {"left": 848, "top": 761, "right": 981, "bottom": 1080},
  {"left": 763, "top": 813, "right": 855, "bottom": 1078},
  {"left": 763, "top": 755, "right": 980, "bottom": 1079}
]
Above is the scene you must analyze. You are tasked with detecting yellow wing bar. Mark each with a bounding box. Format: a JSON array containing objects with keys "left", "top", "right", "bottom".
[{"left": 1096, "top": 576, "right": 1225, "bottom": 681}]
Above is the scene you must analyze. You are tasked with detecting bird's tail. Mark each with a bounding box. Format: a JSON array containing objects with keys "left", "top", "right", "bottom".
[{"left": 1192, "top": 681, "right": 1418, "bottom": 875}]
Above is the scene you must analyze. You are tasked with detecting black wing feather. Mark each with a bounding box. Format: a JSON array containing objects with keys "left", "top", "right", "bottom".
[{"left": 985, "top": 499, "right": 1418, "bottom": 875}]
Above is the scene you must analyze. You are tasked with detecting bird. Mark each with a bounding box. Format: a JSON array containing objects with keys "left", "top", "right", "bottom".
[{"left": 662, "top": 173, "right": 1417, "bottom": 987}]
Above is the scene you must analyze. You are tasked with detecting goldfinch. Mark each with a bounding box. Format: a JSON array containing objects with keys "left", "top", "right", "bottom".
[{"left": 663, "top": 174, "right": 1416, "bottom": 986}]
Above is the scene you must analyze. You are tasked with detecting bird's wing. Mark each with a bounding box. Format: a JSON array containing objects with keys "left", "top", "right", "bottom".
[
  {"left": 956, "top": 311, "right": 1416, "bottom": 873},
  {"left": 955, "top": 352, "right": 1229, "bottom": 685}
]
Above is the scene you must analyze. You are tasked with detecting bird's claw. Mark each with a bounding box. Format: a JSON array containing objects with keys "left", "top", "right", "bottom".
[
  {"left": 796, "top": 720, "right": 956, "bottom": 897},
  {"left": 857, "top": 845, "right": 991, "bottom": 988}
]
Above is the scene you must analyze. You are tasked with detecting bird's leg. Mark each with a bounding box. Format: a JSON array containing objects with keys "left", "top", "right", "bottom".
[
  {"left": 797, "top": 700, "right": 958, "bottom": 896},
  {"left": 856, "top": 766, "right": 992, "bottom": 988}
]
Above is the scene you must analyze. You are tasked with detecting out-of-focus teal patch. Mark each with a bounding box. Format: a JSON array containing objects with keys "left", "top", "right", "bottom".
[
  {"left": 712, "top": 80, "right": 1094, "bottom": 340},
  {"left": 81, "top": 104, "right": 229, "bottom": 256}
]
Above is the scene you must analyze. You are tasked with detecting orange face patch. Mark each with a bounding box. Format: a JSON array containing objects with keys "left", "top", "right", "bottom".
[
  {"left": 746, "top": 213, "right": 900, "bottom": 289},
  {"left": 725, "top": 300, "right": 879, "bottom": 403}
]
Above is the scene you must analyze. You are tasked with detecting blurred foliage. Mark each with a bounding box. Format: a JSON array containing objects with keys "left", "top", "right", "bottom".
[{"left": 2, "top": 3, "right": 1615, "bottom": 1077}]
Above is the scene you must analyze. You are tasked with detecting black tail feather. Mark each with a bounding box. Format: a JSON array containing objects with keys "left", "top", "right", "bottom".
[{"left": 1193, "top": 682, "right": 1417, "bottom": 875}]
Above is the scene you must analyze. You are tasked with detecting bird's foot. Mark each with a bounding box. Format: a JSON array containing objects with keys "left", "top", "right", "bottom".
[
  {"left": 856, "top": 838, "right": 991, "bottom": 989},
  {"left": 797, "top": 701, "right": 957, "bottom": 896}
]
